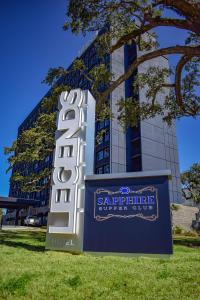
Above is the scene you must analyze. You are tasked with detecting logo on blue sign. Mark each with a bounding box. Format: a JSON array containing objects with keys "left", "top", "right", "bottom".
[{"left": 94, "top": 186, "right": 158, "bottom": 222}]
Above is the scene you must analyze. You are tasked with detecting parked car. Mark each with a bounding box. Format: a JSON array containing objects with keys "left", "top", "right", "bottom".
[{"left": 24, "top": 216, "right": 42, "bottom": 227}]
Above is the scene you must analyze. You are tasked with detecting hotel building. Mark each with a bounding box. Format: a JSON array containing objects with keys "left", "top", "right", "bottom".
[{"left": 6, "top": 37, "right": 182, "bottom": 224}]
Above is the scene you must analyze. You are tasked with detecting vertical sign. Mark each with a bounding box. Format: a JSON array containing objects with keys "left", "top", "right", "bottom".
[{"left": 46, "top": 89, "right": 95, "bottom": 253}]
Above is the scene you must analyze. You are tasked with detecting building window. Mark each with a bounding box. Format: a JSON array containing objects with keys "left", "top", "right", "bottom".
[
  {"left": 104, "top": 164, "right": 110, "bottom": 173},
  {"left": 104, "top": 131, "right": 109, "bottom": 142},
  {"left": 43, "top": 177, "right": 48, "bottom": 185},
  {"left": 96, "top": 164, "right": 110, "bottom": 174},
  {"left": 96, "top": 167, "right": 103, "bottom": 174},
  {"left": 96, "top": 130, "right": 110, "bottom": 146},
  {"left": 97, "top": 150, "right": 104, "bottom": 161},
  {"left": 104, "top": 148, "right": 109, "bottom": 158},
  {"left": 132, "top": 138, "right": 141, "bottom": 156},
  {"left": 97, "top": 148, "right": 109, "bottom": 161},
  {"left": 97, "top": 119, "right": 110, "bottom": 131},
  {"left": 97, "top": 135, "right": 103, "bottom": 145},
  {"left": 104, "top": 119, "right": 110, "bottom": 127},
  {"left": 97, "top": 121, "right": 105, "bottom": 130},
  {"left": 45, "top": 156, "right": 50, "bottom": 163},
  {"left": 132, "top": 126, "right": 140, "bottom": 139},
  {"left": 132, "top": 156, "right": 141, "bottom": 171}
]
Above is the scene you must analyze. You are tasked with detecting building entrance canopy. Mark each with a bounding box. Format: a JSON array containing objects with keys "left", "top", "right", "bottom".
[{"left": 0, "top": 196, "right": 40, "bottom": 209}]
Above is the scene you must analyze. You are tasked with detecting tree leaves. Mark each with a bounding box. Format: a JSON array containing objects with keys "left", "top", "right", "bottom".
[
  {"left": 181, "top": 163, "right": 200, "bottom": 204},
  {"left": 42, "top": 67, "right": 68, "bottom": 86}
]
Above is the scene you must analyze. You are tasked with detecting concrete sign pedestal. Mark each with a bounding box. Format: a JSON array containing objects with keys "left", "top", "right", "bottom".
[{"left": 46, "top": 89, "right": 96, "bottom": 253}]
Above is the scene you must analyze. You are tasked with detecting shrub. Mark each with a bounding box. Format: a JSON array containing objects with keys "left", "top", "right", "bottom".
[
  {"left": 183, "top": 230, "right": 199, "bottom": 237},
  {"left": 171, "top": 204, "right": 179, "bottom": 211},
  {"left": 173, "top": 226, "right": 183, "bottom": 235}
]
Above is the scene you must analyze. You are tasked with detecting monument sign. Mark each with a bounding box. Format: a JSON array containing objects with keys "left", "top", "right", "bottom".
[{"left": 46, "top": 89, "right": 173, "bottom": 256}]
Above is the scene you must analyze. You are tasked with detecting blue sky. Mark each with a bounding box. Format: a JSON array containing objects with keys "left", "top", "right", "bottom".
[{"left": 0, "top": 0, "right": 199, "bottom": 196}]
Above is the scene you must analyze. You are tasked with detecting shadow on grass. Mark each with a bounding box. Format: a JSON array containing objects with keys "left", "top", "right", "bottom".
[
  {"left": 0, "top": 230, "right": 46, "bottom": 252},
  {"left": 0, "top": 240, "right": 45, "bottom": 252},
  {"left": 173, "top": 235, "right": 200, "bottom": 247}
]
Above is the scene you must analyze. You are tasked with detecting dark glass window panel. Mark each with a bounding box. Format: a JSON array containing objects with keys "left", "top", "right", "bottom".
[
  {"left": 104, "top": 164, "right": 110, "bottom": 173},
  {"left": 104, "top": 131, "right": 110, "bottom": 142},
  {"left": 132, "top": 156, "right": 142, "bottom": 171},
  {"left": 97, "top": 150, "right": 104, "bottom": 161},
  {"left": 97, "top": 167, "right": 103, "bottom": 174},
  {"left": 104, "top": 148, "right": 109, "bottom": 158}
]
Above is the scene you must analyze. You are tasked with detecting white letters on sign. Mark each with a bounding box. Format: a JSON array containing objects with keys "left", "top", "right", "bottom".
[{"left": 46, "top": 89, "right": 95, "bottom": 243}]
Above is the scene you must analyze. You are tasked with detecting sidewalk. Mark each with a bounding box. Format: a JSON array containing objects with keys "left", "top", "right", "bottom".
[{"left": 1, "top": 225, "right": 45, "bottom": 231}]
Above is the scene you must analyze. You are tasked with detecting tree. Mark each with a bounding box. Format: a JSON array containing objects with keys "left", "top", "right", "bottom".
[
  {"left": 63, "top": 0, "right": 200, "bottom": 123},
  {"left": 5, "top": 85, "right": 70, "bottom": 193},
  {"left": 5, "top": 0, "right": 200, "bottom": 193},
  {"left": 181, "top": 163, "right": 200, "bottom": 206}
]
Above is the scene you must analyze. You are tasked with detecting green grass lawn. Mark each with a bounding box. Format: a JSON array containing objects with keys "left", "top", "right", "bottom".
[{"left": 0, "top": 229, "right": 200, "bottom": 300}]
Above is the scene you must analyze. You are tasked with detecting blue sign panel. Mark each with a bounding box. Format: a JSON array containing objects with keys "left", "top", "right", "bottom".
[
  {"left": 83, "top": 175, "right": 173, "bottom": 255},
  {"left": 94, "top": 186, "right": 158, "bottom": 222}
]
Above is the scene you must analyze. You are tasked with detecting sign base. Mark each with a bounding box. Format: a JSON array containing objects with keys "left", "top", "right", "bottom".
[{"left": 45, "top": 232, "right": 83, "bottom": 253}]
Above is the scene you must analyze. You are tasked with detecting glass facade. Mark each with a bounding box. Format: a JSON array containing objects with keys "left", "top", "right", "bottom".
[
  {"left": 9, "top": 36, "right": 112, "bottom": 208},
  {"left": 124, "top": 43, "right": 142, "bottom": 172},
  {"left": 9, "top": 39, "right": 142, "bottom": 212}
]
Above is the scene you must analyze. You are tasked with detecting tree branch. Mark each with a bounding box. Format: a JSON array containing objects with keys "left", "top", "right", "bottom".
[
  {"left": 175, "top": 55, "right": 192, "bottom": 109},
  {"left": 79, "top": 70, "right": 94, "bottom": 83},
  {"left": 151, "top": 83, "right": 175, "bottom": 106},
  {"left": 160, "top": 0, "right": 200, "bottom": 22},
  {"left": 162, "top": 83, "right": 175, "bottom": 88},
  {"left": 110, "top": 18, "right": 196, "bottom": 54},
  {"left": 101, "top": 45, "right": 200, "bottom": 100}
]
